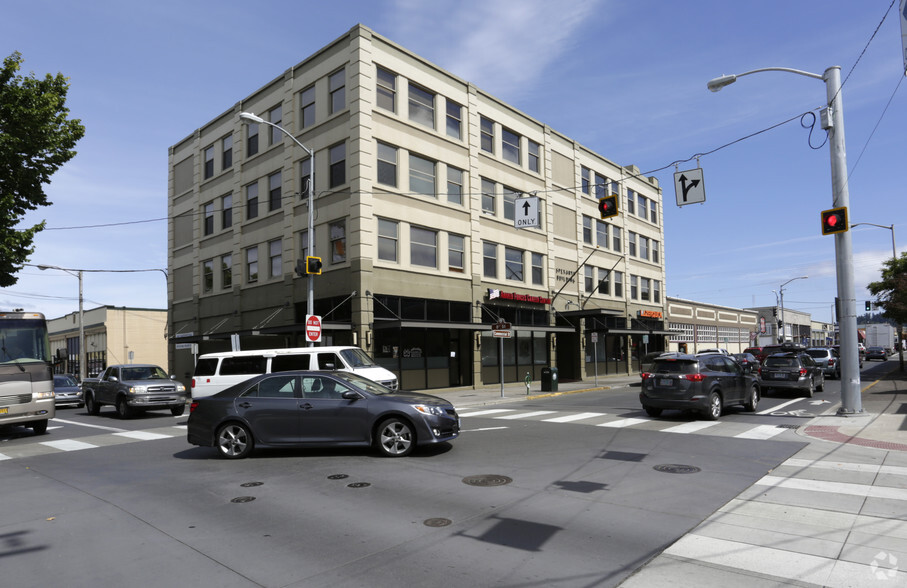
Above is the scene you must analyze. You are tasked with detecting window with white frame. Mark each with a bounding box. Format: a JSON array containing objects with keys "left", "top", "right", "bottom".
[
  {"left": 626, "top": 188, "right": 636, "bottom": 215},
  {"left": 531, "top": 252, "right": 543, "bottom": 285},
  {"left": 612, "top": 227, "right": 622, "bottom": 252},
  {"left": 583, "top": 215, "right": 593, "bottom": 244},
  {"left": 449, "top": 233, "right": 465, "bottom": 272},
  {"left": 222, "top": 134, "right": 232, "bottom": 170},
  {"left": 221, "top": 254, "right": 232, "bottom": 289},
  {"left": 329, "top": 143, "right": 345, "bottom": 188},
  {"left": 376, "top": 66, "right": 396, "bottom": 112},
  {"left": 613, "top": 271, "right": 623, "bottom": 297},
  {"left": 202, "top": 259, "right": 214, "bottom": 292},
  {"left": 268, "top": 105, "right": 282, "bottom": 145},
  {"left": 480, "top": 117, "right": 494, "bottom": 153},
  {"left": 630, "top": 275, "right": 639, "bottom": 299},
  {"left": 481, "top": 178, "right": 495, "bottom": 214},
  {"left": 377, "top": 141, "right": 397, "bottom": 187},
  {"left": 581, "top": 166, "right": 591, "bottom": 194},
  {"left": 594, "top": 172, "right": 608, "bottom": 199},
  {"left": 599, "top": 268, "right": 610, "bottom": 295},
  {"left": 204, "top": 145, "right": 214, "bottom": 179},
  {"left": 446, "top": 100, "right": 462, "bottom": 139},
  {"left": 670, "top": 323, "right": 694, "bottom": 343},
  {"left": 410, "top": 226, "right": 437, "bottom": 268},
  {"left": 268, "top": 171, "right": 281, "bottom": 211},
  {"left": 329, "top": 69, "right": 345, "bottom": 114},
  {"left": 596, "top": 220, "right": 609, "bottom": 249},
  {"left": 246, "top": 122, "right": 258, "bottom": 157},
  {"left": 246, "top": 182, "right": 259, "bottom": 220},
  {"left": 221, "top": 194, "right": 232, "bottom": 229},
  {"left": 639, "top": 236, "right": 649, "bottom": 261},
  {"left": 584, "top": 265, "right": 594, "bottom": 292},
  {"left": 378, "top": 218, "right": 397, "bottom": 262},
  {"left": 446, "top": 166, "right": 463, "bottom": 205},
  {"left": 269, "top": 239, "right": 282, "bottom": 278},
  {"left": 203, "top": 202, "right": 214, "bottom": 236},
  {"left": 408, "top": 83, "right": 435, "bottom": 128},
  {"left": 483, "top": 241, "right": 497, "bottom": 278},
  {"left": 503, "top": 186, "right": 518, "bottom": 221},
  {"left": 300, "top": 85, "right": 315, "bottom": 128},
  {"left": 650, "top": 200, "right": 658, "bottom": 225},
  {"left": 330, "top": 220, "right": 346, "bottom": 264},
  {"left": 640, "top": 277, "right": 650, "bottom": 301},
  {"left": 652, "top": 240, "right": 660, "bottom": 264},
  {"left": 628, "top": 231, "right": 637, "bottom": 257},
  {"left": 653, "top": 280, "right": 661, "bottom": 303},
  {"left": 246, "top": 246, "right": 258, "bottom": 283},
  {"left": 637, "top": 193, "right": 647, "bottom": 220},
  {"left": 409, "top": 153, "right": 435, "bottom": 196},
  {"left": 528, "top": 140, "right": 540, "bottom": 173},
  {"left": 502, "top": 127, "right": 520, "bottom": 164},
  {"left": 505, "top": 247, "right": 523, "bottom": 281}
]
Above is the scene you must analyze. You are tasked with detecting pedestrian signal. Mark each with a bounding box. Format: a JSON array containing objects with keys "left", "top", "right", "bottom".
[{"left": 598, "top": 195, "right": 618, "bottom": 219}]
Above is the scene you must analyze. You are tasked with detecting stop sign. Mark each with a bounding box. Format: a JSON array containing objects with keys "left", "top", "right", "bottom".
[{"left": 305, "top": 314, "right": 322, "bottom": 343}]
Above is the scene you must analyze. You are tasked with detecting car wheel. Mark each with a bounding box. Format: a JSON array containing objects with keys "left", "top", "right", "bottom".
[
  {"left": 31, "top": 420, "right": 48, "bottom": 435},
  {"left": 804, "top": 378, "right": 814, "bottom": 398},
  {"left": 216, "top": 422, "right": 253, "bottom": 459},
  {"left": 85, "top": 393, "right": 100, "bottom": 415},
  {"left": 744, "top": 385, "right": 760, "bottom": 412},
  {"left": 116, "top": 397, "right": 133, "bottom": 419},
  {"left": 376, "top": 417, "right": 415, "bottom": 457},
  {"left": 644, "top": 406, "right": 663, "bottom": 417},
  {"left": 170, "top": 404, "right": 186, "bottom": 417},
  {"left": 703, "top": 392, "right": 722, "bottom": 421}
]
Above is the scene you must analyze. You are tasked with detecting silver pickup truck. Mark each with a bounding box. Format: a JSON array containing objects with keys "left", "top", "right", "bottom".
[{"left": 81, "top": 364, "right": 188, "bottom": 418}]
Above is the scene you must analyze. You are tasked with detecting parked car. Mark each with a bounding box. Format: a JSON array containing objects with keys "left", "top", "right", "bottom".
[
  {"left": 730, "top": 352, "right": 761, "bottom": 375},
  {"left": 805, "top": 347, "right": 840, "bottom": 379},
  {"left": 187, "top": 370, "right": 460, "bottom": 459},
  {"left": 639, "top": 353, "right": 760, "bottom": 420},
  {"left": 759, "top": 352, "right": 824, "bottom": 397},
  {"left": 866, "top": 346, "right": 888, "bottom": 361},
  {"left": 82, "top": 364, "right": 188, "bottom": 418},
  {"left": 830, "top": 344, "right": 864, "bottom": 368},
  {"left": 53, "top": 373, "right": 83, "bottom": 408}
]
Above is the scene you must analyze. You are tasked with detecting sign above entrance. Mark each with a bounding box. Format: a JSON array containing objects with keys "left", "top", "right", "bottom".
[
  {"left": 638, "top": 310, "right": 663, "bottom": 319},
  {"left": 488, "top": 289, "right": 552, "bottom": 305}
]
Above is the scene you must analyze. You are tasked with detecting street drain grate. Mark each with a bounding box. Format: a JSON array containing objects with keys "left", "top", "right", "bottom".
[
  {"left": 423, "top": 518, "right": 452, "bottom": 527},
  {"left": 653, "top": 464, "right": 701, "bottom": 474},
  {"left": 777, "top": 424, "right": 800, "bottom": 429},
  {"left": 231, "top": 496, "right": 256, "bottom": 503},
  {"left": 462, "top": 474, "right": 513, "bottom": 487},
  {"left": 347, "top": 482, "right": 371, "bottom": 488},
  {"left": 327, "top": 474, "right": 349, "bottom": 480},
  {"left": 240, "top": 481, "right": 263, "bottom": 487}
]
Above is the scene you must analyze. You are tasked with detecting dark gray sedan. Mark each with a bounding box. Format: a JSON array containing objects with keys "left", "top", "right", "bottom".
[{"left": 187, "top": 371, "right": 459, "bottom": 459}]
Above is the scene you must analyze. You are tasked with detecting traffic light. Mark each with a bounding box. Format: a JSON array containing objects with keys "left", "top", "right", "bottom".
[
  {"left": 305, "top": 256, "right": 322, "bottom": 275},
  {"left": 598, "top": 194, "right": 618, "bottom": 219},
  {"left": 865, "top": 301, "right": 872, "bottom": 312},
  {"left": 820, "top": 207, "right": 848, "bottom": 235}
]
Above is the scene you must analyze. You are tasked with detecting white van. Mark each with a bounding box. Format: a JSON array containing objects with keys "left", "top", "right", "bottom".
[{"left": 191, "top": 346, "right": 398, "bottom": 399}]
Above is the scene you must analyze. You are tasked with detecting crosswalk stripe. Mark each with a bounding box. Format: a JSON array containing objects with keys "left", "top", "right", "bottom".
[
  {"left": 597, "top": 418, "right": 649, "bottom": 428},
  {"left": 113, "top": 431, "right": 174, "bottom": 441},
  {"left": 755, "top": 475, "right": 907, "bottom": 501},
  {"left": 782, "top": 458, "right": 907, "bottom": 477},
  {"left": 734, "top": 424, "right": 786, "bottom": 440},
  {"left": 0, "top": 452, "right": 10, "bottom": 461},
  {"left": 662, "top": 421, "right": 720, "bottom": 434},
  {"left": 40, "top": 439, "right": 97, "bottom": 451},
  {"left": 494, "top": 411, "right": 557, "bottom": 420},
  {"left": 542, "top": 412, "right": 607, "bottom": 423},
  {"left": 457, "top": 409, "right": 515, "bottom": 417}
]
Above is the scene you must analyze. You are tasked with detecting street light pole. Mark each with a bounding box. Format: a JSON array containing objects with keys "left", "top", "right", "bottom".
[
  {"left": 38, "top": 265, "right": 85, "bottom": 380},
  {"left": 778, "top": 276, "right": 808, "bottom": 344},
  {"left": 240, "top": 112, "right": 316, "bottom": 345},
  {"left": 708, "top": 65, "right": 862, "bottom": 415}
]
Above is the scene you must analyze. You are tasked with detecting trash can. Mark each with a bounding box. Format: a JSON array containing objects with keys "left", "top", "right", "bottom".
[{"left": 541, "top": 367, "right": 558, "bottom": 392}]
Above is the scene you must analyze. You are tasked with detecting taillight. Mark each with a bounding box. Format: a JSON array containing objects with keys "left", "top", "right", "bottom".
[
  {"left": 191, "top": 378, "right": 196, "bottom": 388},
  {"left": 828, "top": 358, "right": 835, "bottom": 366},
  {"left": 190, "top": 401, "right": 199, "bottom": 413},
  {"left": 684, "top": 373, "right": 706, "bottom": 382},
  {"left": 799, "top": 368, "right": 808, "bottom": 376},
  {"left": 641, "top": 372, "right": 652, "bottom": 380}
]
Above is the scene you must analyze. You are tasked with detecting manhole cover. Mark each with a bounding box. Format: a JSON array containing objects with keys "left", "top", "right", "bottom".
[
  {"left": 423, "top": 518, "right": 452, "bottom": 527},
  {"left": 240, "top": 481, "right": 263, "bottom": 487},
  {"left": 653, "top": 464, "right": 701, "bottom": 474},
  {"left": 347, "top": 482, "right": 371, "bottom": 488},
  {"left": 462, "top": 474, "right": 513, "bottom": 487},
  {"left": 231, "top": 496, "right": 256, "bottom": 503},
  {"left": 327, "top": 474, "right": 349, "bottom": 480},
  {"left": 777, "top": 424, "right": 800, "bottom": 429}
]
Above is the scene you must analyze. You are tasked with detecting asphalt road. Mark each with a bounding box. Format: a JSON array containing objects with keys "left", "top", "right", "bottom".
[{"left": 0, "top": 369, "right": 878, "bottom": 588}]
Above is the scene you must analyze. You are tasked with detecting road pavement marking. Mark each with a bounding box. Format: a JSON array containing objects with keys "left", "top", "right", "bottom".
[
  {"left": 113, "top": 431, "right": 173, "bottom": 441},
  {"left": 756, "top": 398, "right": 801, "bottom": 415},
  {"left": 734, "top": 425, "right": 787, "bottom": 440},
  {"left": 464, "top": 427, "right": 509, "bottom": 432},
  {"left": 494, "top": 411, "right": 557, "bottom": 420},
  {"left": 597, "top": 418, "right": 649, "bottom": 428},
  {"left": 457, "top": 409, "right": 515, "bottom": 417},
  {"left": 0, "top": 453, "right": 9, "bottom": 461},
  {"left": 542, "top": 412, "right": 607, "bottom": 423},
  {"left": 40, "top": 439, "right": 98, "bottom": 452},
  {"left": 51, "top": 418, "right": 127, "bottom": 433},
  {"left": 661, "top": 421, "right": 720, "bottom": 434},
  {"left": 782, "top": 457, "right": 907, "bottom": 477},
  {"left": 755, "top": 475, "right": 907, "bottom": 501}
]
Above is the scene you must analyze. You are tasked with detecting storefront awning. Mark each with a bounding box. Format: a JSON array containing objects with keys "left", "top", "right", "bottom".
[{"left": 373, "top": 320, "right": 574, "bottom": 333}]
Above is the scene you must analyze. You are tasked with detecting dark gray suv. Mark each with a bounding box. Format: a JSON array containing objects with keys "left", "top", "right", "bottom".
[{"left": 639, "top": 353, "right": 760, "bottom": 420}]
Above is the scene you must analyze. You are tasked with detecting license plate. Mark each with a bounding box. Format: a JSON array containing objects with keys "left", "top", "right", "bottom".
[
  {"left": 772, "top": 373, "right": 787, "bottom": 379},
  {"left": 0, "top": 407, "right": 7, "bottom": 414},
  {"left": 658, "top": 378, "right": 674, "bottom": 387}
]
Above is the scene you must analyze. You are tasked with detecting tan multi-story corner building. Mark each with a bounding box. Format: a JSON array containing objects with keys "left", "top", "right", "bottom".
[{"left": 167, "top": 24, "right": 666, "bottom": 390}]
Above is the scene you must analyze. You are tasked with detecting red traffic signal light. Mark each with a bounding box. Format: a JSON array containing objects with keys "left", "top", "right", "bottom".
[
  {"left": 820, "top": 207, "right": 848, "bottom": 235},
  {"left": 305, "top": 256, "right": 322, "bottom": 275},
  {"left": 598, "top": 194, "right": 618, "bottom": 219}
]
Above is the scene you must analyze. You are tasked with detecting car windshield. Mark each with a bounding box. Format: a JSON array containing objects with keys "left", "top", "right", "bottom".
[
  {"left": 339, "top": 348, "right": 377, "bottom": 368},
  {"left": 54, "top": 375, "right": 78, "bottom": 387},
  {"left": 805, "top": 349, "right": 828, "bottom": 358},
  {"left": 332, "top": 371, "right": 392, "bottom": 395},
  {"left": 765, "top": 356, "right": 798, "bottom": 368},
  {"left": 121, "top": 366, "right": 169, "bottom": 380},
  {"left": 652, "top": 359, "right": 697, "bottom": 375}
]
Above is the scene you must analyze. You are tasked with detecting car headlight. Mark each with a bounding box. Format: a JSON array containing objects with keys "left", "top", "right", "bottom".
[
  {"left": 175, "top": 383, "right": 186, "bottom": 393},
  {"left": 414, "top": 404, "right": 445, "bottom": 416},
  {"left": 33, "top": 391, "right": 55, "bottom": 399},
  {"left": 128, "top": 386, "right": 148, "bottom": 394}
]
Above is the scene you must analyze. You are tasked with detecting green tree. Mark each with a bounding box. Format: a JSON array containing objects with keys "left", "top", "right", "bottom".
[
  {"left": 0, "top": 51, "right": 85, "bottom": 287},
  {"left": 867, "top": 252, "right": 907, "bottom": 325}
]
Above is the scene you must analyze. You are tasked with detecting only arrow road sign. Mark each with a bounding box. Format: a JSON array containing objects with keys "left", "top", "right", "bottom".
[
  {"left": 674, "top": 168, "right": 706, "bottom": 206},
  {"left": 514, "top": 196, "right": 539, "bottom": 228}
]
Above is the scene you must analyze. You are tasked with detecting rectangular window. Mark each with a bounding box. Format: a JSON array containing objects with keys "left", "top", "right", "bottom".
[
  {"left": 449, "top": 234, "right": 465, "bottom": 272},
  {"left": 299, "top": 229, "right": 309, "bottom": 260},
  {"left": 446, "top": 166, "right": 463, "bottom": 205},
  {"left": 377, "top": 142, "right": 397, "bottom": 187},
  {"left": 652, "top": 240, "right": 660, "bottom": 264},
  {"left": 626, "top": 189, "right": 635, "bottom": 215},
  {"left": 269, "top": 239, "right": 282, "bottom": 277},
  {"left": 246, "top": 123, "right": 259, "bottom": 157},
  {"left": 300, "top": 158, "right": 311, "bottom": 197},
  {"left": 221, "top": 254, "right": 232, "bottom": 289},
  {"left": 584, "top": 265, "right": 594, "bottom": 292},
  {"left": 409, "top": 153, "right": 435, "bottom": 196},
  {"left": 408, "top": 83, "right": 435, "bottom": 128},
  {"left": 300, "top": 85, "right": 315, "bottom": 128},
  {"left": 613, "top": 227, "right": 622, "bottom": 252},
  {"left": 654, "top": 280, "right": 661, "bottom": 303},
  {"left": 268, "top": 171, "right": 282, "bottom": 211},
  {"left": 204, "top": 146, "right": 214, "bottom": 179},
  {"left": 637, "top": 194, "right": 647, "bottom": 220},
  {"left": 581, "top": 166, "right": 591, "bottom": 194},
  {"left": 583, "top": 216, "right": 592, "bottom": 244},
  {"left": 480, "top": 117, "right": 494, "bottom": 153},
  {"left": 630, "top": 275, "right": 639, "bottom": 300},
  {"left": 202, "top": 259, "right": 214, "bottom": 292},
  {"left": 246, "top": 247, "right": 258, "bottom": 283},
  {"left": 329, "top": 69, "right": 345, "bottom": 114},
  {"left": 378, "top": 218, "right": 398, "bottom": 262},
  {"left": 639, "top": 236, "right": 648, "bottom": 261},
  {"left": 410, "top": 226, "right": 437, "bottom": 268},
  {"left": 329, "top": 143, "right": 345, "bottom": 188},
  {"left": 650, "top": 200, "right": 658, "bottom": 225},
  {"left": 269, "top": 104, "right": 282, "bottom": 145},
  {"left": 505, "top": 247, "right": 524, "bottom": 281},
  {"left": 246, "top": 182, "right": 259, "bottom": 220},
  {"left": 483, "top": 241, "right": 497, "bottom": 278},
  {"left": 330, "top": 220, "right": 346, "bottom": 263},
  {"left": 503, "top": 186, "right": 518, "bottom": 221},
  {"left": 203, "top": 202, "right": 214, "bottom": 236},
  {"left": 596, "top": 220, "right": 609, "bottom": 249},
  {"left": 628, "top": 231, "right": 637, "bottom": 257},
  {"left": 599, "top": 268, "right": 610, "bottom": 296},
  {"left": 222, "top": 135, "right": 233, "bottom": 170},
  {"left": 502, "top": 127, "right": 520, "bottom": 164},
  {"left": 614, "top": 271, "right": 623, "bottom": 298},
  {"left": 446, "top": 100, "right": 462, "bottom": 139},
  {"left": 221, "top": 194, "right": 232, "bottom": 229},
  {"left": 528, "top": 140, "right": 540, "bottom": 173},
  {"left": 594, "top": 173, "right": 607, "bottom": 199},
  {"left": 641, "top": 277, "right": 651, "bottom": 301},
  {"left": 531, "top": 252, "right": 543, "bottom": 285},
  {"left": 481, "top": 178, "right": 495, "bottom": 214},
  {"left": 376, "top": 66, "right": 396, "bottom": 112}
]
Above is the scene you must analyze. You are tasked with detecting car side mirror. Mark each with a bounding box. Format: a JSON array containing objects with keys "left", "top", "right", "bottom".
[
  {"left": 109, "top": 376, "right": 118, "bottom": 383},
  {"left": 341, "top": 390, "right": 362, "bottom": 400}
]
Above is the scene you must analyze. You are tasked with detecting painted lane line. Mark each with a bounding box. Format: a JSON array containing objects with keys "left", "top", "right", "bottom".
[
  {"left": 113, "top": 431, "right": 173, "bottom": 441},
  {"left": 734, "top": 425, "right": 787, "bottom": 440},
  {"left": 40, "top": 439, "right": 98, "bottom": 452},
  {"left": 661, "top": 421, "right": 720, "bottom": 434},
  {"left": 173, "top": 425, "right": 187, "bottom": 430},
  {"left": 755, "top": 475, "right": 907, "bottom": 501},
  {"left": 542, "top": 412, "right": 607, "bottom": 423},
  {"left": 494, "top": 411, "right": 557, "bottom": 420},
  {"left": 51, "top": 418, "right": 127, "bottom": 433},
  {"left": 756, "top": 398, "right": 801, "bottom": 415},
  {"left": 457, "top": 409, "right": 516, "bottom": 417},
  {"left": 464, "top": 427, "right": 509, "bottom": 432},
  {"left": 782, "top": 457, "right": 907, "bottom": 477},
  {"left": 597, "top": 418, "right": 649, "bottom": 428}
]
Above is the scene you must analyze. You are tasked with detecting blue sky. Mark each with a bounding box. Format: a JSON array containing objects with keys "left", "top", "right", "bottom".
[{"left": 2, "top": 0, "right": 905, "bottom": 326}]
